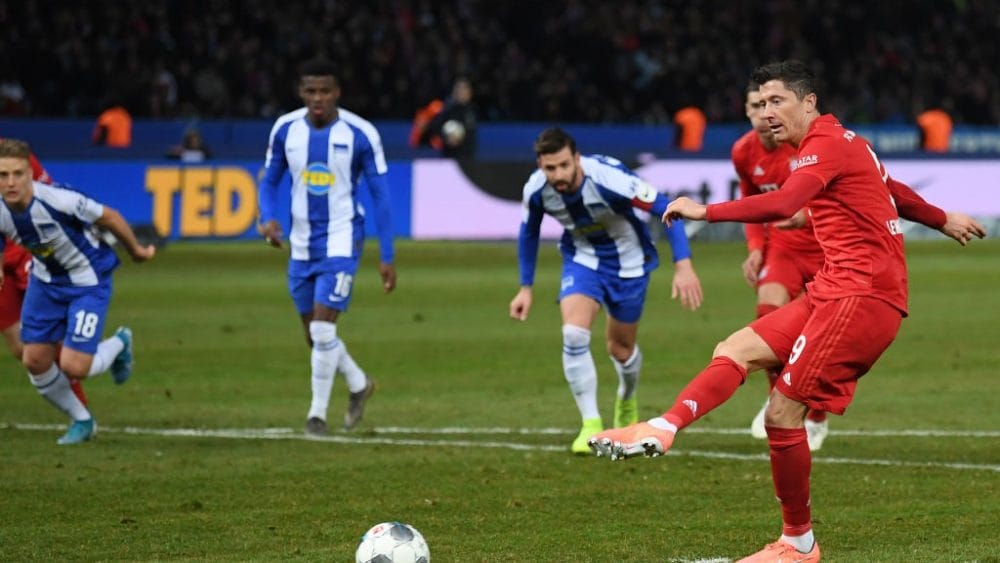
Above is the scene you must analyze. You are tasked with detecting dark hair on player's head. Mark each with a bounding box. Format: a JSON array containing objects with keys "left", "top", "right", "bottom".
[
  {"left": 299, "top": 59, "right": 338, "bottom": 82},
  {"left": 745, "top": 80, "right": 760, "bottom": 94},
  {"left": 0, "top": 138, "right": 31, "bottom": 161},
  {"left": 750, "top": 60, "right": 819, "bottom": 101},
  {"left": 534, "top": 128, "right": 577, "bottom": 157}
]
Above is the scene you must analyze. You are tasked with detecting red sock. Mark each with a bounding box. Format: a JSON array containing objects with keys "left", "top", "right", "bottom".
[
  {"left": 69, "top": 378, "right": 88, "bottom": 406},
  {"left": 806, "top": 409, "right": 827, "bottom": 422},
  {"left": 756, "top": 303, "right": 780, "bottom": 319},
  {"left": 662, "top": 356, "right": 747, "bottom": 430},
  {"left": 767, "top": 426, "right": 812, "bottom": 537}
]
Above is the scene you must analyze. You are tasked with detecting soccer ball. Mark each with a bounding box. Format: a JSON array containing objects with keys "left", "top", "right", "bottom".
[
  {"left": 355, "top": 521, "right": 430, "bottom": 563},
  {"left": 441, "top": 119, "right": 465, "bottom": 146}
]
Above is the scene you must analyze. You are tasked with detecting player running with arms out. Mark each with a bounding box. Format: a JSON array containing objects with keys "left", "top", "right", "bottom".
[
  {"left": 0, "top": 140, "right": 90, "bottom": 405},
  {"left": 0, "top": 139, "right": 156, "bottom": 445},
  {"left": 732, "top": 84, "right": 830, "bottom": 450},
  {"left": 589, "top": 61, "right": 985, "bottom": 561},
  {"left": 509, "top": 128, "right": 703, "bottom": 454},
  {"left": 258, "top": 59, "right": 395, "bottom": 436}
]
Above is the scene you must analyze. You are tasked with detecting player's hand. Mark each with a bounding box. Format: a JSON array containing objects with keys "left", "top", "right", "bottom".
[
  {"left": 379, "top": 262, "right": 396, "bottom": 293},
  {"left": 259, "top": 220, "right": 283, "bottom": 248},
  {"left": 940, "top": 212, "right": 987, "bottom": 246},
  {"left": 131, "top": 244, "right": 156, "bottom": 262},
  {"left": 662, "top": 197, "right": 707, "bottom": 227},
  {"left": 774, "top": 209, "right": 809, "bottom": 230},
  {"left": 742, "top": 249, "right": 763, "bottom": 287},
  {"left": 509, "top": 287, "right": 533, "bottom": 321},
  {"left": 671, "top": 258, "right": 703, "bottom": 311}
]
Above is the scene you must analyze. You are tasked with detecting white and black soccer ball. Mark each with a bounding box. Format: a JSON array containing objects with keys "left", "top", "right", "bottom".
[
  {"left": 355, "top": 521, "right": 430, "bottom": 563},
  {"left": 441, "top": 119, "right": 466, "bottom": 146}
]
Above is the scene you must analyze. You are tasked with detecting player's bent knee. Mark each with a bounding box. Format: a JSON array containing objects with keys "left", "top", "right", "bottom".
[
  {"left": 309, "top": 320, "right": 337, "bottom": 346},
  {"left": 712, "top": 336, "right": 746, "bottom": 361},
  {"left": 22, "top": 350, "right": 53, "bottom": 375},
  {"left": 60, "top": 358, "right": 91, "bottom": 380},
  {"left": 606, "top": 341, "right": 633, "bottom": 362},
  {"left": 562, "top": 324, "right": 591, "bottom": 349},
  {"left": 714, "top": 327, "right": 774, "bottom": 369},
  {"left": 62, "top": 367, "right": 89, "bottom": 380},
  {"left": 57, "top": 347, "right": 96, "bottom": 379},
  {"left": 23, "top": 357, "right": 49, "bottom": 375}
]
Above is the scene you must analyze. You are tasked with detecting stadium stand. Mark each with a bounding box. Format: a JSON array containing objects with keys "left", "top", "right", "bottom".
[{"left": 2, "top": 0, "right": 998, "bottom": 126}]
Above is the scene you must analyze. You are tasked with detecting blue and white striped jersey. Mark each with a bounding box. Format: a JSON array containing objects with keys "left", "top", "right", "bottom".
[
  {"left": 0, "top": 182, "right": 119, "bottom": 286},
  {"left": 518, "top": 154, "right": 691, "bottom": 286},
  {"left": 258, "top": 107, "right": 394, "bottom": 263}
]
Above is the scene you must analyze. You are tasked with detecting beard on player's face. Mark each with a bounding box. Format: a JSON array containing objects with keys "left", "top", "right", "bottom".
[{"left": 550, "top": 163, "right": 578, "bottom": 192}]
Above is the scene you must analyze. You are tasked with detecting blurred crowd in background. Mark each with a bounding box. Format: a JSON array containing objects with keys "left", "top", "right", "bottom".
[{"left": 2, "top": 0, "right": 998, "bottom": 125}]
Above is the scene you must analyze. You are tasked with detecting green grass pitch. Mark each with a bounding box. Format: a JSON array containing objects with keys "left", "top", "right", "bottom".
[{"left": 1, "top": 240, "right": 998, "bottom": 561}]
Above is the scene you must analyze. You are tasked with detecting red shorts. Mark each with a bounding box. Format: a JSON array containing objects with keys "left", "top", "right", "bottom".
[
  {"left": 0, "top": 279, "right": 23, "bottom": 330},
  {"left": 749, "top": 293, "right": 903, "bottom": 415},
  {"left": 757, "top": 247, "right": 824, "bottom": 299},
  {"left": 0, "top": 243, "right": 32, "bottom": 330}
]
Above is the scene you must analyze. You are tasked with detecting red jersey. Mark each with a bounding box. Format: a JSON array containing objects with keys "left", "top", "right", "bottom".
[
  {"left": 792, "top": 115, "right": 909, "bottom": 314},
  {"left": 28, "top": 152, "right": 51, "bottom": 183},
  {"left": 2, "top": 243, "right": 32, "bottom": 291},
  {"left": 731, "top": 131, "right": 820, "bottom": 255}
]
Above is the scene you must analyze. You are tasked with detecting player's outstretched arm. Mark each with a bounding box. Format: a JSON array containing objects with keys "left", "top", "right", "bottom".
[
  {"left": 698, "top": 174, "right": 824, "bottom": 226},
  {"left": 887, "top": 178, "right": 987, "bottom": 246},
  {"left": 662, "top": 197, "right": 707, "bottom": 227},
  {"left": 940, "top": 212, "right": 987, "bottom": 246},
  {"left": 96, "top": 207, "right": 155, "bottom": 262}
]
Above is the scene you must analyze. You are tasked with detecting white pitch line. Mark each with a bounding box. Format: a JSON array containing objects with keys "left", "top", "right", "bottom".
[
  {"left": 373, "top": 425, "right": 1000, "bottom": 438},
  {"left": 6, "top": 422, "right": 1000, "bottom": 473},
  {"left": 15, "top": 422, "right": 1000, "bottom": 439},
  {"left": 5, "top": 423, "right": 566, "bottom": 452}
]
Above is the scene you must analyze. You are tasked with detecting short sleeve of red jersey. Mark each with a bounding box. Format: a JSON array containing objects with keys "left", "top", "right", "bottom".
[{"left": 790, "top": 133, "right": 843, "bottom": 189}]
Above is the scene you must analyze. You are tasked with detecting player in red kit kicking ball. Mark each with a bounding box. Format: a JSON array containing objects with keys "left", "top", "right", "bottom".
[
  {"left": 589, "top": 60, "right": 986, "bottom": 562},
  {"left": 731, "top": 84, "right": 830, "bottom": 449},
  {"left": 0, "top": 143, "right": 88, "bottom": 405}
]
